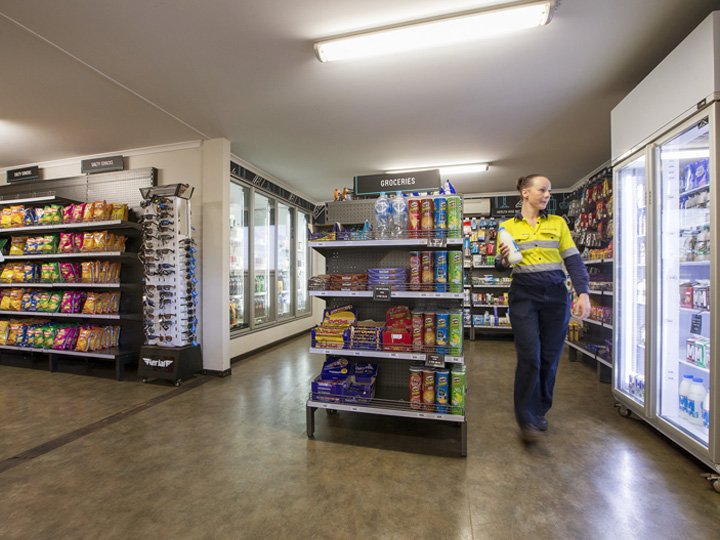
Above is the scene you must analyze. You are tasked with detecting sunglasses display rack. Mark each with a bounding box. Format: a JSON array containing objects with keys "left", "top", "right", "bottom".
[{"left": 138, "top": 184, "right": 202, "bottom": 386}]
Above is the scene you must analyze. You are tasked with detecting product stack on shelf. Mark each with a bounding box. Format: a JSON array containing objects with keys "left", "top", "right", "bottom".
[
  {"left": 306, "top": 187, "right": 467, "bottom": 456},
  {"left": 138, "top": 184, "right": 202, "bottom": 386},
  {"left": 565, "top": 168, "right": 614, "bottom": 380}
]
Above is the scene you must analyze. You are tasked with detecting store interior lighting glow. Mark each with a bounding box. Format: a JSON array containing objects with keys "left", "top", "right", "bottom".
[
  {"left": 314, "top": 0, "right": 557, "bottom": 62},
  {"left": 385, "top": 163, "right": 490, "bottom": 175},
  {"left": 660, "top": 149, "right": 710, "bottom": 160}
]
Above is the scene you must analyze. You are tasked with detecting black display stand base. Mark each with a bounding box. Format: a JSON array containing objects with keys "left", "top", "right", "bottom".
[{"left": 138, "top": 344, "right": 203, "bottom": 386}]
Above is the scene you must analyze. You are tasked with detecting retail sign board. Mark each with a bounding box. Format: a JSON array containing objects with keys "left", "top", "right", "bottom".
[
  {"left": 425, "top": 354, "right": 445, "bottom": 368},
  {"left": 81, "top": 155, "right": 124, "bottom": 174},
  {"left": 490, "top": 193, "right": 571, "bottom": 218},
  {"left": 7, "top": 165, "right": 40, "bottom": 183},
  {"left": 373, "top": 284, "right": 392, "bottom": 301},
  {"left": 354, "top": 170, "right": 440, "bottom": 196},
  {"left": 691, "top": 314, "right": 702, "bottom": 335}
]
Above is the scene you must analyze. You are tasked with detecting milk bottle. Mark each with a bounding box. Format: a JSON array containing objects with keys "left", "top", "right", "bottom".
[
  {"left": 687, "top": 377, "right": 706, "bottom": 425},
  {"left": 498, "top": 227, "right": 522, "bottom": 265},
  {"left": 702, "top": 389, "right": 710, "bottom": 431},
  {"left": 679, "top": 374, "right": 694, "bottom": 419}
]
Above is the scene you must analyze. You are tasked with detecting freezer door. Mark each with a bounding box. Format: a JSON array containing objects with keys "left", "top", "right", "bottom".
[
  {"left": 656, "top": 113, "right": 712, "bottom": 449},
  {"left": 613, "top": 153, "right": 648, "bottom": 409}
]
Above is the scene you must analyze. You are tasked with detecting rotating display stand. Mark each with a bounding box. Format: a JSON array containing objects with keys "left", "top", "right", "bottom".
[{"left": 138, "top": 184, "right": 202, "bottom": 385}]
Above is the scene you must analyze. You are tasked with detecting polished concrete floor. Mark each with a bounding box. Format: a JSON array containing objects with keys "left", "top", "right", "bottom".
[{"left": 1, "top": 336, "right": 720, "bottom": 540}]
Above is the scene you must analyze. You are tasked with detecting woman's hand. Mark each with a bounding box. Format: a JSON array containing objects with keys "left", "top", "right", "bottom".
[
  {"left": 498, "top": 242, "right": 510, "bottom": 268},
  {"left": 573, "top": 293, "right": 591, "bottom": 320}
]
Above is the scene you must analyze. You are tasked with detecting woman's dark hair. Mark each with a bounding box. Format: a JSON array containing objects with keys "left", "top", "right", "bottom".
[{"left": 516, "top": 174, "right": 544, "bottom": 193}]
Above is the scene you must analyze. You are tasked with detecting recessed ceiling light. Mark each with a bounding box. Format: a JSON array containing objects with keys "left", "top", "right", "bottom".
[
  {"left": 385, "top": 163, "right": 490, "bottom": 175},
  {"left": 314, "top": 0, "right": 557, "bottom": 62}
]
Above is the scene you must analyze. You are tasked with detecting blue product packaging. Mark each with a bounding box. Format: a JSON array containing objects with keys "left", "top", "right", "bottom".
[
  {"left": 694, "top": 158, "right": 709, "bottom": 187},
  {"left": 434, "top": 197, "right": 447, "bottom": 237},
  {"left": 434, "top": 251, "right": 448, "bottom": 291},
  {"left": 353, "top": 362, "right": 378, "bottom": 383},
  {"left": 320, "top": 356, "right": 352, "bottom": 381},
  {"left": 435, "top": 368, "right": 450, "bottom": 413}
]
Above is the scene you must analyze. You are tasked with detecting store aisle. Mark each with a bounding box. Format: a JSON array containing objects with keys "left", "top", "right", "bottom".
[{"left": 1, "top": 336, "right": 719, "bottom": 540}]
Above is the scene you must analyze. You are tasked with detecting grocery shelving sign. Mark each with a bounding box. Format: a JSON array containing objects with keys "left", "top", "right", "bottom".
[{"left": 354, "top": 170, "right": 440, "bottom": 196}]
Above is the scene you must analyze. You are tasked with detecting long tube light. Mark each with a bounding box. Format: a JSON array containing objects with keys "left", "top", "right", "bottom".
[
  {"left": 385, "top": 163, "right": 490, "bottom": 175},
  {"left": 314, "top": 0, "right": 557, "bottom": 63}
]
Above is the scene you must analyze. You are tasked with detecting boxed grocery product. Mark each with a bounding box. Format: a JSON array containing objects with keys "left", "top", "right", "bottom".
[
  {"left": 353, "top": 362, "right": 378, "bottom": 383},
  {"left": 320, "top": 356, "right": 352, "bottom": 380}
]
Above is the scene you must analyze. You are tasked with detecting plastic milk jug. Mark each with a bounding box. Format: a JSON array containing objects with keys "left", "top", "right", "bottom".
[
  {"left": 498, "top": 227, "right": 522, "bottom": 265},
  {"left": 679, "top": 374, "right": 694, "bottom": 419},
  {"left": 687, "top": 378, "right": 706, "bottom": 425}
]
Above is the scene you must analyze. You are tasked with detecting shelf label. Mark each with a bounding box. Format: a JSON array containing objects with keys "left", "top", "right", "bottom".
[
  {"left": 81, "top": 155, "right": 124, "bottom": 174},
  {"left": 7, "top": 165, "right": 40, "bottom": 183},
  {"left": 427, "top": 238, "right": 447, "bottom": 248},
  {"left": 691, "top": 314, "right": 702, "bottom": 335},
  {"left": 426, "top": 354, "right": 445, "bottom": 368},
  {"left": 373, "top": 284, "right": 392, "bottom": 301}
]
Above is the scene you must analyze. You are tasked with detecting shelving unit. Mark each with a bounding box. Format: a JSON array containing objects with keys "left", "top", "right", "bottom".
[
  {"left": 306, "top": 216, "right": 467, "bottom": 456},
  {"left": 565, "top": 168, "right": 614, "bottom": 382},
  {"left": 0, "top": 168, "right": 155, "bottom": 380}
]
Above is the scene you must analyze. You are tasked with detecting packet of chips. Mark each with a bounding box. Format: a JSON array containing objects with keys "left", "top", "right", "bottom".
[
  {"left": 45, "top": 205, "right": 63, "bottom": 225},
  {"left": 34, "top": 207, "right": 46, "bottom": 225},
  {"left": 8, "top": 321, "right": 23, "bottom": 345},
  {"left": 59, "top": 233, "right": 76, "bottom": 253},
  {"left": 94, "top": 230, "right": 107, "bottom": 252},
  {"left": 9, "top": 288, "right": 24, "bottom": 311},
  {"left": 21, "top": 292, "right": 36, "bottom": 312},
  {"left": 62, "top": 205, "right": 74, "bottom": 224},
  {"left": 98, "top": 261, "right": 110, "bottom": 283},
  {"left": 87, "top": 327, "right": 101, "bottom": 351},
  {"left": 72, "top": 203, "right": 86, "bottom": 224},
  {"left": 60, "top": 292, "right": 75, "bottom": 314},
  {"left": 40, "top": 262, "right": 60, "bottom": 283},
  {"left": 23, "top": 263, "right": 37, "bottom": 283},
  {"left": 37, "top": 291, "right": 51, "bottom": 312},
  {"left": 1, "top": 208, "right": 12, "bottom": 228},
  {"left": 40, "top": 235, "right": 58, "bottom": 254},
  {"left": 47, "top": 292, "right": 63, "bottom": 313},
  {"left": 60, "top": 262, "right": 79, "bottom": 283},
  {"left": 33, "top": 326, "right": 45, "bottom": 348},
  {"left": 109, "top": 292, "right": 121, "bottom": 313},
  {"left": 9, "top": 237, "right": 27, "bottom": 255},
  {"left": 0, "top": 291, "right": 12, "bottom": 311},
  {"left": 110, "top": 263, "right": 121, "bottom": 283},
  {"left": 81, "top": 232, "right": 96, "bottom": 252},
  {"left": 92, "top": 201, "right": 107, "bottom": 222},
  {"left": 80, "top": 262, "right": 94, "bottom": 283},
  {"left": 53, "top": 327, "right": 70, "bottom": 350},
  {"left": 0, "top": 265, "right": 13, "bottom": 283},
  {"left": 82, "top": 203, "right": 94, "bottom": 222},
  {"left": 82, "top": 293, "right": 98, "bottom": 314},
  {"left": 23, "top": 208, "right": 37, "bottom": 227},
  {"left": 10, "top": 206, "right": 24, "bottom": 228},
  {"left": 75, "top": 326, "right": 92, "bottom": 352},
  {"left": 0, "top": 320, "right": 9, "bottom": 345},
  {"left": 12, "top": 263, "right": 24, "bottom": 283},
  {"left": 111, "top": 203, "right": 128, "bottom": 221}
]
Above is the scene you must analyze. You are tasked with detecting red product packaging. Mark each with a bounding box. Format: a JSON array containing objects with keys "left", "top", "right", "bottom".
[
  {"left": 408, "top": 198, "right": 421, "bottom": 238},
  {"left": 409, "top": 251, "right": 421, "bottom": 290},
  {"left": 410, "top": 365, "right": 423, "bottom": 409}
]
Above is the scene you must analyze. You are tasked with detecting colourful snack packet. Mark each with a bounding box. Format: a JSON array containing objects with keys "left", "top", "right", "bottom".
[
  {"left": 9, "top": 236, "right": 27, "bottom": 255},
  {"left": 59, "top": 263, "right": 77, "bottom": 283},
  {"left": 80, "top": 261, "right": 94, "bottom": 283},
  {"left": 98, "top": 261, "right": 109, "bottom": 283},
  {"left": 60, "top": 292, "right": 74, "bottom": 313},
  {"left": 8, "top": 321, "right": 22, "bottom": 345},
  {"left": 82, "top": 203, "right": 94, "bottom": 222},
  {"left": 39, "top": 235, "right": 58, "bottom": 254},
  {"left": 113, "top": 235, "right": 127, "bottom": 252},
  {"left": 81, "top": 232, "right": 96, "bottom": 252},
  {"left": 21, "top": 293, "right": 33, "bottom": 312},
  {"left": 23, "top": 263, "right": 37, "bottom": 283},
  {"left": 62, "top": 205, "right": 74, "bottom": 224},
  {"left": 53, "top": 327, "right": 70, "bottom": 350},
  {"left": 94, "top": 230, "right": 107, "bottom": 252},
  {"left": 40, "top": 263, "right": 60, "bottom": 283},
  {"left": 59, "top": 233, "right": 76, "bottom": 253},
  {"left": 9, "top": 288, "right": 24, "bottom": 311},
  {"left": 93, "top": 201, "right": 106, "bottom": 222},
  {"left": 37, "top": 291, "right": 51, "bottom": 312},
  {"left": 82, "top": 293, "right": 97, "bottom": 314},
  {"left": 0, "top": 265, "right": 14, "bottom": 283},
  {"left": 12, "top": 263, "right": 25, "bottom": 283},
  {"left": 87, "top": 327, "right": 101, "bottom": 351},
  {"left": 22, "top": 208, "right": 36, "bottom": 227},
  {"left": 0, "top": 320, "right": 9, "bottom": 345},
  {"left": 72, "top": 203, "right": 86, "bottom": 223},
  {"left": 10, "top": 206, "right": 24, "bottom": 227},
  {"left": 1, "top": 208, "right": 12, "bottom": 228},
  {"left": 109, "top": 292, "right": 121, "bottom": 313},
  {"left": 47, "top": 292, "right": 63, "bottom": 313},
  {"left": 34, "top": 207, "right": 46, "bottom": 225},
  {"left": 75, "top": 327, "right": 92, "bottom": 352},
  {"left": 111, "top": 203, "right": 128, "bottom": 221}
]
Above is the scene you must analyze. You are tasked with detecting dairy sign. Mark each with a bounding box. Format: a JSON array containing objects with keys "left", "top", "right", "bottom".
[{"left": 354, "top": 169, "right": 441, "bottom": 196}]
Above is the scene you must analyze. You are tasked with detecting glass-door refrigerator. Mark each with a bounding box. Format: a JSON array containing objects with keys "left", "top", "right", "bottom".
[
  {"left": 614, "top": 106, "right": 718, "bottom": 473},
  {"left": 613, "top": 152, "right": 648, "bottom": 412},
  {"left": 253, "top": 192, "right": 276, "bottom": 325},
  {"left": 297, "top": 211, "right": 310, "bottom": 316},
  {"left": 656, "top": 112, "right": 713, "bottom": 451},
  {"left": 277, "top": 203, "right": 294, "bottom": 319},
  {"left": 230, "top": 182, "right": 250, "bottom": 331}
]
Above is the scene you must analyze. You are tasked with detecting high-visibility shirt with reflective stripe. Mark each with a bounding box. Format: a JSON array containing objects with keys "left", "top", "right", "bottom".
[{"left": 495, "top": 211, "right": 589, "bottom": 294}]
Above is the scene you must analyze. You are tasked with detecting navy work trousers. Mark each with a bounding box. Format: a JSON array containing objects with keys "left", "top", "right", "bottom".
[{"left": 508, "top": 281, "right": 571, "bottom": 429}]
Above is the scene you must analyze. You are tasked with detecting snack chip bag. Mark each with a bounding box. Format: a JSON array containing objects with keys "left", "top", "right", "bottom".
[
  {"left": 59, "top": 233, "right": 76, "bottom": 253},
  {"left": 60, "top": 262, "right": 79, "bottom": 283},
  {"left": 72, "top": 203, "right": 86, "bottom": 224},
  {"left": 1, "top": 208, "right": 12, "bottom": 228},
  {"left": 23, "top": 263, "right": 37, "bottom": 283},
  {"left": 37, "top": 291, "right": 51, "bottom": 312},
  {"left": 92, "top": 201, "right": 107, "bottom": 222},
  {"left": 9, "top": 288, "right": 24, "bottom": 311},
  {"left": 45, "top": 205, "right": 63, "bottom": 225},
  {"left": 113, "top": 235, "right": 127, "bottom": 252},
  {"left": 81, "top": 232, "right": 96, "bottom": 252},
  {"left": 39, "top": 235, "right": 58, "bottom": 254},
  {"left": 47, "top": 292, "right": 63, "bottom": 313},
  {"left": 33, "top": 326, "right": 45, "bottom": 348},
  {"left": 21, "top": 293, "right": 34, "bottom": 312},
  {"left": 41, "top": 262, "right": 60, "bottom": 283},
  {"left": 110, "top": 263, "right": 121, "bottom": 283},
  {"left": 0, "top": 265, "right": 14, "bottom": 283},
  {"left": 9, "top": 236, "right": 27, "bottom": 255},
  {"left": 62, "top": 205, "right": 74, "bottom": 224},
  {"left": 109, "top": 292, "right": 121, "bottom": 313},
  {"left": 82, "top": 293, "right": 98, "bottom": 314},
  {"left": 10, "top": 206, "right": 24, "bottom": 228},
  {"left": 98, "top": 261, "right": 110, "bottom": 283},
  {"left": 87, "top": 327, "right": 101, "bottom": 351},
  {"left": 8, "top": 321, "right": 22, "bottom": 345},
  {"left": 12, "top": 263, "right": 24, "bottom": 283},
  {"left": 112, "top": 326, "right": 121, "bottom": 347},
  {"left": 60, "top": 292, "right": 75, "bottom": 313},
  {"left": 23, "top": 208, "right": 37, "bottom": 227},
  {"left": 53, "top": 327, "right": 71, "bottom": 350},
  {"left": 34, "top": 206, "right": 46, "bottom": 225},
  {"left": 94, "top": 230, "right": 107, "bottom": 252},
  {"left": 0, "top": 320, "right": 9, "bottom": 345},
  {"left": 75, "top": 327, "right": 92, "bottom": 352},
  {"left": 111, "top": 203, "right": 128, "bottom": 221},
  {"left": 81, "top": 261, "right": 94, "bottom": 283}
]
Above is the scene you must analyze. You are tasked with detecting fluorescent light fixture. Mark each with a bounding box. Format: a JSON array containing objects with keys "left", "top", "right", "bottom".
[
  {"left": 314, "top": 0, "right": 557, "bottom": 62},
  {"left": 385, "top": 163, "right": 490, "bottom": 175}
]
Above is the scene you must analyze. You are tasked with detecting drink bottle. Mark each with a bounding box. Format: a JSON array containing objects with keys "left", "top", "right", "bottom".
[
  {"left": 374, "top": 192, "right": 390, "bottom": 239},
  {"left": 498, "top": 227, "right": 523, "bottom": 265}
]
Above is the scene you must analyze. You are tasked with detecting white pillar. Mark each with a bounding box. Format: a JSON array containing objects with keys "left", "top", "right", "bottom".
[{"left": 201, "top": 138, "right": 231, "bottom": 373}]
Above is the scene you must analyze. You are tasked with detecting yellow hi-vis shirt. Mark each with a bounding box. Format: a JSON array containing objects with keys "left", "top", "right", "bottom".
[{"left": 497, "top": 212, "right": 589, "bottom": 294}]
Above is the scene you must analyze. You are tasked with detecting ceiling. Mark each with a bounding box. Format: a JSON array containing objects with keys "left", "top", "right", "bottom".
[{"left": 1, "top": 0, "right": 719, "bottom": 201}]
